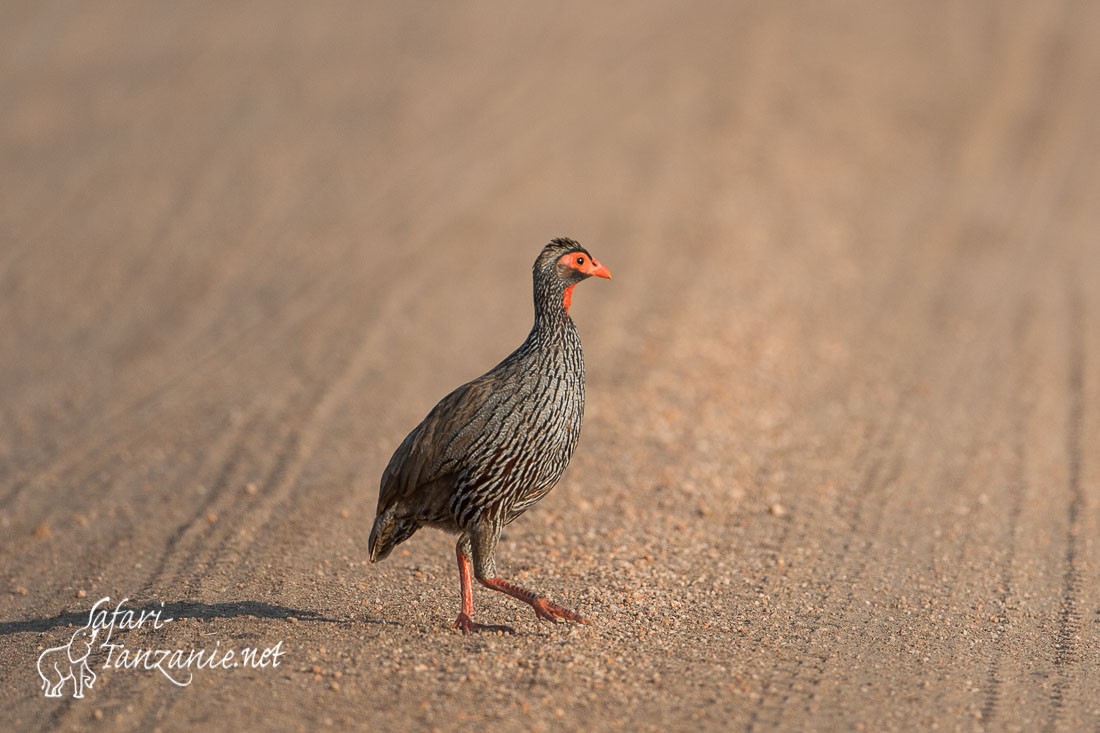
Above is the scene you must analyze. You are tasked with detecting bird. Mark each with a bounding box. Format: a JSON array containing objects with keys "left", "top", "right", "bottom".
[{"left": 368, "top": 237, "right": 611, "bottom": 632}]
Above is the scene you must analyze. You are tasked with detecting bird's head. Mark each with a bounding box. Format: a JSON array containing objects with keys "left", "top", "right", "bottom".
[{"left": 534, "top": 237, "right": 612, "bottom": 314}]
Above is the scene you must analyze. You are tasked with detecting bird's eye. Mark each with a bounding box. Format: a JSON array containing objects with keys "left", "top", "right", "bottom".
[{"left": 576, "top": 256, "right": 585, "bottom": 266}]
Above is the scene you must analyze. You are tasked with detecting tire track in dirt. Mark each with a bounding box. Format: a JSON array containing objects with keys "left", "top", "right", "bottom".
[
  {"left": 178, "top": 388, "right": 330, "bottom": 600},
  {"left": 744, "top": 256, "right": 920, "bottom": 725},
  {"left": 740, "top": 46, "right": 1024, "bottom": 720},
  {"left": 37, "top": 279, "right": 387, "bottom": 729},
  {"left": 978, "top": 300, "right": 1034, "bottom": 725},
  {"left": 1, "top": 3, "right": 490, "bottom": 518},
  {"left": 742, "top": 226, "right": 955, "bottom": 727},
  {"left": 746, "top": 17, "right": 1074, "bottom": 705},
  {"left": 1, "top": 261, "right": 384, "bottom": 689},
  {"left": 0, "top": 274, "right": 313, "bottom": 558},
  {"left": 1046, "top": 279, "right": 1085, "bottom": 732},
  {"left": 136, "top": 407, "right": 272, "bottom": 599},
  {"left": 37, "top": 401, "right": 273, "bottom": 731},
  {"left": 97, "top": 248, "right": 459, "bottom": 729},
  {"left": 760, "top": 304, "right": 1006, "bottom": 731},
  {"left": 163, "top": 259, "right": 431, "bottom": 603},
  {"left": 744, "top": 431, "right": 894, "bottom": 731},
  {"left": 893, "top": 301, "right": 1024, "bottom": 723},
  {"left": 54, "top": 271, "right": 418, "bottom": 725},
  {"left": 0, "top": 24, "right": 284, "bottom": 485},
  {"left": 0, "top": 194, "right": 313, "bottom": 519},
  {"left": 2, "top": 254, "right": 349, "bottom": 510}
]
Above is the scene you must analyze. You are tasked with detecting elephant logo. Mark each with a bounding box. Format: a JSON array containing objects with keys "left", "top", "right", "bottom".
[{"left": 37, "top": 621, "right": 100, "bottom": 698}]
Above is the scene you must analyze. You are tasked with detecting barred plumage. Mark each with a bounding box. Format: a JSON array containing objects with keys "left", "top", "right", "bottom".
[{"left": 368, "top": 237, "right": 611, "bottom": 632}]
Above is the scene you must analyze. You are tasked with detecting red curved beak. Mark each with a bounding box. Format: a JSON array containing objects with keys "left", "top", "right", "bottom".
[{"left": 586, "top": 258, "right": 612, "bottom": 280}]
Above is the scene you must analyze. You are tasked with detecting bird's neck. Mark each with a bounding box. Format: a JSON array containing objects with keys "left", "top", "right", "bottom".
[{"left": 528, "top": 276, "right": 579, "bottom": 351}]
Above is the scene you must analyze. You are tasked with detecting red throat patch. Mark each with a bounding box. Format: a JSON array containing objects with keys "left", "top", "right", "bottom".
[{"left": 563, "top": 284, "right": 575, "bottom": 313}]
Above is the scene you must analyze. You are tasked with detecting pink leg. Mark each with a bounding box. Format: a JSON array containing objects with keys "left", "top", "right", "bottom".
[
  {"left": 479, "top": 576, "right": 590, "bottom": 625},
  {"left": 453, "top": 545, "right": 514, "bottom": 634}
]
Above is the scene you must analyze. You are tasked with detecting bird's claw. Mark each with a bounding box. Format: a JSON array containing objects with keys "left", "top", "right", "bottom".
[
  {"left": 453, "top": 612, "right": 515, "bottom": 635},
  {"left": 530, "top": 597, "right": 590, "bottom": 625}
]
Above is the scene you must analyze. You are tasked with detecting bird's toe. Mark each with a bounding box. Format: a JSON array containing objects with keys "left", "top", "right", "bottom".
[
  {"left": 453, "top": 613, "right": 515, "bottom": 635},
  {"left": 531, "top": 597, "right": 588, "bottom": 625}
]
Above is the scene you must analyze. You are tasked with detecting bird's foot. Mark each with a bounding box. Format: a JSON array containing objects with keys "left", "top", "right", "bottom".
[
  {"left": 529, "top": 597, "right": 591, "bottom": 625},
  {"left": 453, "top": 612, "right": 514, "bottom": 635},
  {"left": 478, "top": 576, "right": 592, "bottom": 626}
]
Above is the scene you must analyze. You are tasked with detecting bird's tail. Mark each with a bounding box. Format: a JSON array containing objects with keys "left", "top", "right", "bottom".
[{"left": 368, "top": 510, "right": 418, "bottom": 563}]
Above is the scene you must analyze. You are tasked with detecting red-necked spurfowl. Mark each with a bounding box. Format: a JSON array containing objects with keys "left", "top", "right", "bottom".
[{"left": 369, "top": 238, "right": 611, "bottom": 632}]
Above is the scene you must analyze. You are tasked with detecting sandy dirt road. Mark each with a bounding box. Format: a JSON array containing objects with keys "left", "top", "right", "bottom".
[{"left": 2, "top": 2, "right": 1098, "bottom": 731}]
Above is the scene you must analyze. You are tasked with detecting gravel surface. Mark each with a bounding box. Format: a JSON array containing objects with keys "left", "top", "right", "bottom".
[{"left": 2, "top": 2, "right": 1098, "bottom": 731}]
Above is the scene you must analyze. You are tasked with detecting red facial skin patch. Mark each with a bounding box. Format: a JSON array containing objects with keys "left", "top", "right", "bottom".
[
  {"left": 556, "top": 252, "right": 612, "bottom": 278},
  {"left": 556, "top": 251, "right": 612, "bottom": 313}
]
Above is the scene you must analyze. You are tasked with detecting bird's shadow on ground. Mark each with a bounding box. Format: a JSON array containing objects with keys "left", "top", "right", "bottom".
[{"left": 0, "top": 600, "right": 397, "bottom": 637}]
